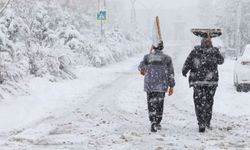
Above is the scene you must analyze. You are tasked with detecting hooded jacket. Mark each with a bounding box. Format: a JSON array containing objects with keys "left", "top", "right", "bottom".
[{"left": 138, "top": 50, "right": 175, "bottom": 92}]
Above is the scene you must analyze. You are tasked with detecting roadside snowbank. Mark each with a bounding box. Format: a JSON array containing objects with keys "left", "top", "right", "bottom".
[
  {"left": 215, "top": 59, "right": 250, "bottom": 116},
  {"left": 0, "top": 56, "right": 142, "bottom": 132}
]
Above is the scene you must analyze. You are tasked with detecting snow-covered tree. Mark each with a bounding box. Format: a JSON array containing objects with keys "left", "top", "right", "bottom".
[
  {"left": 0, "top": 9, "right": 29, "bottom": 83},
  {"left": 215, "top": 0, "right": 250, "bottom": 52},
  {"left": 0, "top": 0, "right": 147, "bottom": 99}
]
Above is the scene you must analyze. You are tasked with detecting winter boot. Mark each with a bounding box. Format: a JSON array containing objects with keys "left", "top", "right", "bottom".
[
  {"left": 206, "top": 123, "right": 212, "bottom": 130},
  {"left": 156, "top": 124, "right": 162, "bottom": 130},
  {"left": 151, "top": 123, "right": 157, "bottom": 132},
  {"left": 199, "top": 124, "right": 205, "bottom": 133}
]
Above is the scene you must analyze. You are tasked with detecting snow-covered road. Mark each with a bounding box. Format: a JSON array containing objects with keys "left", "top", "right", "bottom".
[{"left": 0, "top": 45, "right": 250, "bottom": 150}]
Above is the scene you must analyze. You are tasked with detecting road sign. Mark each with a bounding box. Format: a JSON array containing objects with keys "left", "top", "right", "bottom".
[{"left": 97, "top": 10, "right": 107, "bottom": 21}]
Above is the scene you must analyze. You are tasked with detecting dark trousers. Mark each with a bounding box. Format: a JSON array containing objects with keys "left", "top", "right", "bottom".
[
  {"left": 193, "top": 85, "right": 217, "bottom": 126},
  {"left": 147, "top": 92, "right": 165, "bottom": 124}
]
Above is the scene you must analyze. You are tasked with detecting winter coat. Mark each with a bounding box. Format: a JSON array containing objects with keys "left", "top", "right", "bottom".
[
  {"left": 182, "top": 46, "right": 224, "bottom": 87},
  {"left": 138, "top": 50, "right": 175, "bottom": 92}
]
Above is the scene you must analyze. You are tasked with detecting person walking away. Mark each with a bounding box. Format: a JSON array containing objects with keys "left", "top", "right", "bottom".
[
  {"left": 138, "top": 41, "right": 175, "bottom": 132},
  {"left": 182, "top": 38, "right": 224, "bottom": 133}
]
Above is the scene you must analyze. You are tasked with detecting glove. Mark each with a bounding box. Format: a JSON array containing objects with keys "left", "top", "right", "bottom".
[
  {"left": 168, "top": 87, "right": 174, "bottom": 96},
  {"left": 140, "top": 70, "right": 145, "bottom": 76}
]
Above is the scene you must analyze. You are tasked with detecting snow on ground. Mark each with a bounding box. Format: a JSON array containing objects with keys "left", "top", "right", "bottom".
[
  {"left": 215, "top": 60, "right": 250, "bottom": 116},
  {"left": 0, "top": 44, "right": 250, "bottom": 150}
]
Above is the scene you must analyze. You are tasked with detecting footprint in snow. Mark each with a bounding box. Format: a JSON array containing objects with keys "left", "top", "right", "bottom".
[{"left": 156, "top": 138, "right": 165, "bottom": 141}]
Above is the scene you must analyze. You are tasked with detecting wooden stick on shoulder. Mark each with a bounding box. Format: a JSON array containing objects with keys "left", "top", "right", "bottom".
[
  {"left": 150, "top": 16, "right": 163, "bottom": 53},
  {"left": 156, "top": 16, "right": 163, "bottom": 42}
]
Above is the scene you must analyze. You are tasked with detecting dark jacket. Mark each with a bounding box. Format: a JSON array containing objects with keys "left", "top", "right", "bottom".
[
  {"left": 138, "top": 50, "right": 175, "bottom": 92},
  {"left": 182, "top": 46, "right": 224, "bottom": 87}
]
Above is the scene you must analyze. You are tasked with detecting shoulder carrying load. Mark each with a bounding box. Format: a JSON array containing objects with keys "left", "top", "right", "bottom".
[{"left": 191, "top": 29, "right": 222, "bottom": 38}]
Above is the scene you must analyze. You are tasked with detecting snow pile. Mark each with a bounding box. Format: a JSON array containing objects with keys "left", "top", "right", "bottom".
[{"left": 0, "top": 0, "right": 149, "bottom": 99}]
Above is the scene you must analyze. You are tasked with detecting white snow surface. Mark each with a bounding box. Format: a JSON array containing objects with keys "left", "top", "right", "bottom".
[{"left": 0, "top": 44, "right": 250, "bottom": 150}]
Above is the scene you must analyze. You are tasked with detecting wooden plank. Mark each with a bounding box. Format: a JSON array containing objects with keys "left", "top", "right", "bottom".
[
  {"left": 150, "top": 16, "right": 163, "bottom": 53},
  {"left": 156, "top": 16, "right": 163, "bottom": 41},
  {"left": 191, "top": 28, "right": 222, "bottom": 38}
]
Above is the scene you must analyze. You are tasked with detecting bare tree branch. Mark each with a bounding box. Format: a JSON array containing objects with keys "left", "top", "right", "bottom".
[{"left": 0, "top": 0, "right": 11, "bottom": 14}]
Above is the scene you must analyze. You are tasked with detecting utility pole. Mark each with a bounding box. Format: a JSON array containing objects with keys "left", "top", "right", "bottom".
[
  {"left": 98, "top": 0, "right": 106, "bottom": 41},
  {"left": 236, "top": 0, "right": 242, "bottom": 57},
  {"left": 130, "top": 0, "right": 137, "bottom": 29}
]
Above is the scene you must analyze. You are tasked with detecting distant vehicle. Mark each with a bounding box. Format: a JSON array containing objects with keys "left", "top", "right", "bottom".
[{"left": 234, "top": 44, "right": 250, "bottom": 92}]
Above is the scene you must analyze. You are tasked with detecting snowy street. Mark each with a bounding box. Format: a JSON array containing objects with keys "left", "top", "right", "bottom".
[
  {"left": 0, "top": 44, "right": 250, "bottom": 150},
  {"left": 1, "top": 0, "right": 250, "bottom": 149}
]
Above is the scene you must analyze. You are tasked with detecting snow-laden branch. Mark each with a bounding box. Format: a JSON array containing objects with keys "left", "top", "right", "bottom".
[{"left": 0, "top": 0, "right": 11, "bottom": 14}]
